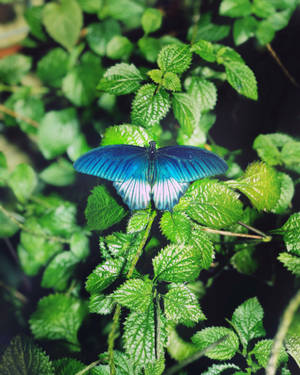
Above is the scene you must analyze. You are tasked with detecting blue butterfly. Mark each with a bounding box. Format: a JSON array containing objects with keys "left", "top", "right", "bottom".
[{"left": 74, "top": 141, "right": 228, "bottom": 211}]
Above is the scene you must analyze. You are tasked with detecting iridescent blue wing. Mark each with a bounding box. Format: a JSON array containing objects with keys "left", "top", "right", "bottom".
[
  {"left": 74, "top": 145, "right": 151, "bottom": 210},
  {"left": 156, "top": 146, "right": 228, "bottom": 182},
  {"left": 152, "top": 146, "right": 227, "bottom": 210}
]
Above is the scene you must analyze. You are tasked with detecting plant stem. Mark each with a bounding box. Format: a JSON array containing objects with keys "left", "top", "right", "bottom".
[
  {"left": 108, "top": 210, "right": 157, "bottom": 374},
  {"left": 238, "top": 221, "right": 268, "bottom": 238},
  {"left": 199, "top": 225, "right": 268, "bottom": 240},
  {"left": 0, "top": 280, "right": 27, "bottom": 304},
  {"left": 0, "top": 104, "right": 39, "bottom": 128},
  {"left": 190, "top": 0, "right": 201, "bottom": 45},
  {"left": 75, "top": 359, "right": 102, "bottom": 375},
  {"left": 266, "top": 289, "right": 300, "bottom": 375}
]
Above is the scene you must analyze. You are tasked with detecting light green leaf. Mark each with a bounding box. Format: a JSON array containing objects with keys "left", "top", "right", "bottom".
[
  {"left": 142, "top": 8, "right": 162, "bottom": 35},
  {"left": 216, "top": 46, "right": 245, "bottom": 64},
  {"left": 285, "top": 334, "right": 300, "bottom": 368},
  {"left": 40, "top": 158, "right": 75, "bottom": 186},
  {"left": 37, "top": 48, "right": 69, "bottom": 88},
  {"left": 172, "top": 92, "right": 201, "bottom": 136},
  {"left": 192, "top": 326, "right": 239, "bottom": 360},
  {"left": 251, "top": 339, "right": 288, "bottom": 368},
  {"left": 127, "top": 209, "right": 151, "bottom": 233},
  {"left": 43, "top": 0, "right": 83, "bottom": 51},
  {"left": 252, "top": 133, "right": 291, "bottom": 165},
  {"left": 100, "top": 231, "right": 143, "bottom": 261},
  {"left": 201, "top": 363, "right": 240, "bottom": 375},
  {"left": 67, "top": 134, "right": 91, "bottom": 162},
  {"left": 226, "top": 162, "right": 280, "bottom": 211},
  {"left": 70, "top": 232, "right": 89, "bottom": 260},
  {"left": 77, "top": 0, "right": 103, "bottom": 13},
  {"left": 233, "top": 16, "right": 258, "bottom": 45},
  {"left": 9, "top": 164, "right": 37, "bottom": 203},
  {"left": 224, "top": 61, "right": 258, "bottom": 100},
  {"left": 30, "top": 294, "right": 87, "bottom": 348},
  {"left": 107, "top": 36, "right": 133, "bottom": 60},
  {"left": 97, "top": 63, "right": 143, "bottom": 95},
  {"left": 164, "top": 284, "right": 206, "bottom": 325},
  {"left": 24, "top": 6, "right": 47, "bottom": 41},
  {"left": 0, "top": 336, "right": 54, "bottom": 375},
  {"left": 144, "top": 357, "right": 165, "bottom": 375},
  {"left": 187, "top": 77, "right": 217, "bottom": 112},
  {"left": 0, "top": 209, "right": 19, "bottom": 238},
  {"left": 188, "top": 14, "right": 230, "bottom": 42},
  {"left": 87, "top": 20, "right": 121, "bottom": 56},
  {"left": 162, "top": 72, "right": 181, "bottom": 91},
  {"left": 147, "top": 69, "right": 163, "bottom": 84},
  {"left": 85, "top": 186, "right": 127, "bottom": 231},
  {"left": 131, "top": 84, "right": 170, "bottom": 128},
  {"left": 231, "top": 297, "right": 265, "bottom": 349},
  {"left": 271, "top": 172, "right": 294, "bottom": 214},
  {"left": 0, "top": 54, "right": 31, "bottom": 84},
  {"left": 279, "top": 213, "right": 300, "bottom": 254},
  {"left": 178, "top": 179, "right": 243, "bottom": 229},
  {"left": 231, "top": 247, "right": 258, "bottom": 275},
  {"left": 191, "top": 40, "right": 216, "bottom": 62},
  {"left": 138, "top": 36, "right": 161, "bottom": 63},
  {"left": 0, "top": 152, "right": 8, "bottom": 186},
  {"left": 89, "top": 294, "right": 115, "bottom": 315},
  {"left": 157, "top": 44, "right": 192, "bottom": 74},
  {"left": 113, "top": 278, "right": 153, "bottom": 311},
  {"left": 267, "top": 9, "right": 293, "bottom": 31},
  {"left": 38, "top": 108, "right": 79, "bottom": 159},
  {"left": 101, "top": 124, "right": 153, "bottom": 147},
  {"left": 219, "top": 0, "right": 252, "bottom": 17},
  {"left": 160, "top": 211, "right": 191, "bottom": 243},
  {"left": 281, "top": 141, "right": 300, "bottom": 173},
  {"left": 14, "top": 96, "right": 44, "bottom": 134},
  {"left": 167, "top": 326, "right": 198, "bottom": 361},
  {"left": 278, "top": 252, "right": 300, "bottom": 276},
  {"left": 189, "top": 228, "right": 215, "bottom": 269},
  {"left": 252, "top": 0, "right": 276, "bottom": 18},
  {"left": 103, "top": 0, "right": 145, "bottom": 30},
  {"left": 153, "top": 243, "right": 201, "bottom": 283},
  {"left": 256, "top": 20, "right": 276, "bottom": 45}
]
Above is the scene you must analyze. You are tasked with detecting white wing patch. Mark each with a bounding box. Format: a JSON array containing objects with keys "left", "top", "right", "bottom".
[
  {"left": 152, "top": 177, "right": 189, "bottom": 211},
  {"left": 114, "top": 178, "right": 151, "bottom": 210}
]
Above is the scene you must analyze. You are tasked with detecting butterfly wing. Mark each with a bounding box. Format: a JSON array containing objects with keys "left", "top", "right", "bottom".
[
  {"left": 152, "top": 146, "right": 228, "bottom": 210},
  {"left": 74, "top": 145, "right": 151, "bottom": 210}
]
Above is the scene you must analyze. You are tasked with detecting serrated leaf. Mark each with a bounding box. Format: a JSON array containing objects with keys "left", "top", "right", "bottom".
[
  {"left": 225, "top": 61, "right": 258, "bottom": 100},
  {"left": 285, "top": 334, "right": 300, "bottom": 368},
  {"left": 142, "top": 8, "right": 162, "bottom": 35},
  {"left": 85, "top": 186, "right": 127, "bottom": 231},
  {"left": 178, "top": 179, "right": 243, "bottom": 229},
  {"left": 201, "top": 363, "right": 240, "bottom": 375},
  {"left": 0, "top": 54, "right": 31, "bottom": 85},
  {"left": 172, "top": 92, "right": 201, "bottom": 136},
  {"left": 231, "top": 297, "right": 265, "bottom": 349},
  {"left": 107, "top": 36, "right": 133, "bottom": 60},
  {"left": 127, "top": 209, "right": 151, "bottom": 233},
  {"left": 97, "top": 63, "right": 143, "bottom": 95},
  {"left": 101, "top": 124, "right": 153, "bottom": 147},
  {"left": 226, "top": 162, "right": 280, "bottom": 211},
  {"left": 38, "top": 108, "right": 79, "bottom": 159},
  {"left": 192, "top": 326, "right": 239, "bottom": 360},
  {"left": 30, "top": 294, "right": 87, "bottom": 348},
  {"left": 164, "top": 284, "right": 205, "bottom": 325},
  {"left": 231, "top": 247, "right": 258, "bottom": 275},
  {"left": 9, "top": 163, "right": 37, "bottom": 203},
  {"left": 279, "top": 213, "right": 300, "bottom": 255},
  {"left": 189, "top": 228, "right": 215, "bottom": 269},
  {"left": 160, "top": 211, "right": 191, "bottom": 243},
  {"left": 219, "top": 0, "right": 252, "bottom": 17},
  {"left": 40, "top": 158, "right": 75, "bottom": 187},
  {"left": 157, "top": 44, "right": 192, "bottom": 74},
  {"left": 144, "top": 356, "right": 165, "bottom": 375},
  {"left": 87, "top": 20, "right": 121, "bottom": 56},
  {"left": 278, "top": 252, "right": 300, "bottom": 276},
  {"left": 187, "top": 77, "right": 217, "bottom": 112},
  {"left": 53, "top": 357, "right": 85, "bottom": 375},
  {"left": 251, "top": 339, "right": 288, "bottom": 368},
  {"left": 37, "top": 48, "right": 69, "bottom": 88},
  {"left": 131, "top": 84, "right": 170, "bottom": 128},
  {"left": 153, "top": 243, "right": 200, "bottom": 283},
  {"left": 191, "top": 40, "right": 216, "bottom": 62},
  {"left": 0, "top": 336, "right": 54, "bottom": 375},
  {"left": 233, "top": 16, "right": 258, "bottom": 45},
  {"left": 271, "top": 172, "right": 294, "bottom": 214},
  {"left": 43, "top": 0, "right": 83, "bottom": 51},
  {"left": 113, "top": 278, "right": 153, "bottom": 311},
  {"left": 147, "top": 69, "right": 163, "bottom": 84},
  {"left": 162, "top": 72, "right": 181, "bottom": 91},
  {"left": 89, "top": 294, "right": 115, "bottom": 315}
]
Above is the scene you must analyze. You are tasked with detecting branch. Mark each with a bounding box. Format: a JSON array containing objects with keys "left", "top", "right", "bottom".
[
  {"left": 75, "top": 359, "right": 102, "bottom": 375},
  {"left": 0, "top": 104, "right": 39, "bottom": 128},
  {"left": 199, "top": 225, "right": 271, "bottom": 241}
]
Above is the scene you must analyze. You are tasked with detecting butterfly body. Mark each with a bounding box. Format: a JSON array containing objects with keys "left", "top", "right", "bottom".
[{"left": 74, "top": 141, "right": 227, "bottom": 211}]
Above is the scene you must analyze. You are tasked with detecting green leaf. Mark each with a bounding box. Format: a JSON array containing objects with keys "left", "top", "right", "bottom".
[
  {"left": 97, "top": 63, "right": 143, "bottom": 95},
  {"left": 103, "top": 0, "right": 145, "bottom": 30},
  {"left": 43, "top": 0, "right": 83, "bottom": 51},
  {"left": 89, "top": 294, "right": 115, "bottom": 315},
  {"left": 167, "top": 326, "right": 198, "bottom": 361},
  {"left": 0, "top": 54, "right": 31, "bottom": 84},
  {"left": 216, "top": 46, "right": 245, "bottom": 64},
  {"left": 37, "top": 48, "right": 69, "bottom": 88},
  {"left": 252, "top": 0, "right": 276, "bottom": 18},
  {"left": 85, "top": 185, "right": 126, "bottom": 231},
  {"left": 285, "top": 334, "right": 300, "bottom": 368},
  {"left": 14, "top": 96, "right": 44, "bottom": 134},
  {"left": 192, "top": 326, "right": 239, "bottom": 360},
  {"left": 219, "top": 0, "right": 252, "bottom": 17},
  {"left": 188, "top": 14, "right": 230, "bottom": 42},
  {"left": 281, "top": 141, "right": 300, "bottom": 173},
  {"left": 157, "top": 44, "right": 192, "bottom": 74},
  {"left": 70, "top": 232, "right": 89, "bottom": 260},
  {"left": 187, "top": 77, "right": 217, "bottom": 112},
  {"left": 147, "top": 69, "right": 163, "bottom": 84},
  {"left": 131, "top": 84, "right": 170, "bottom": 128},
  {"left": 41, "top": 251, "right": 79, "bottom": 291},
  {"left": 267, "top": 9, "right": 293, "bottom": 31},
  {"left": 38, "top": 108, "right": 79, "bottom": 159},
  {"left": 30, "top": 294, "right": 87, "bottom": 348},
  {"left": 271, "top": 172, "right": 294, "bottom": 214},
  {"left": 231, "top": 297, "right": 265, "bottom": 349},
  {"left": 162, "top": 72, "right": 181, "bottom": 91},
  {"left": 189, "top": 228, "right": 215, "bottom": 269},
  {"left": 224, "top": 61, "right": 258, "bottom": 100},
  {"left": 153, "top": 243, "right": 201, "bottom": 283},
  {"left": 279, "top": 213, "right": 300, "bottom": 254},
  {"left": 172, "top": 92, "right": 201, "bottom": 136},
  {"left": 160, "top": 211, "right": 191, "bottom": 243},
  {"left": 67, "top": 134, "right": 91, "bottom": 162},
  {"left": 191, "top": 40, "right": 216, "bottom": 62},
  {"left": 164, "top": 284, "right": 206, "bottom": 325},
  {"left": 138, "top": 36, "right": 161, "bottom": 63},
  {"left": 113, "top": 278, "right": 153, "bottom": 311},
  {"left": 231, "top": 246, "right": 258, "bottom": 275},
  {"left": 102, "top": 124, "right": 153, "bottom": 147},
  {"left": 127, "top": 209, "right": 151, "bottom": 233},
  {"left": 107, "top": 36, "right": 133, "bottom": 60},
  {"left": 53, "top": 358, "right": 85, "bottom": 375},
  {"left": 226, "top": 162, "right": 280, "bottom": 211},
  {"left": 144, "top": 357, "right": 165, "bottom": 375},
  {"left": 253, "top": 133, "right": 291, "bottom": 165},
  {"left": 24, "top": 6, "right": 47, "bottom": 41},
  {"left": 0, "top": 209, "right": 19, "bottom": 238},
  {"left": 256, "top": 20, "right": 276, "bottom": 45},
  {"left": 99, "top": 231, "right": 142, "bottom": 260},
  {"left": 77, "top": 0, "right": 103, "bottom": 13},
  {"left": 233, "top": 16, "right": 258, "bottom": 45},
  {"left": 87, "top": 20, "right": 121, "bottom": 56},
  {"left": 62, "top": 54, "right": 102, "bottom": 106},
  {"left": 278, "top": 252, "right": 300, "bottom": 276},
  {"left": 9, "top": 163, "right": 37, "bottom": 203},
  {"left": 0, "top": 152, "right": 8, "bottom": 186},
  {"left": 0, "top": 336, "right": 54, "bottom": 375},
  {"left": 142, "top": 8, "right": 162, "bottom": 34},
  {"left": 178, "top": 179, "right": 243, "bottom": 229},
  {"left": 40, "top": 158, "right": 75, "bottom": 186},
  {"left": 201, "top": 363, "right": 240, "bottom": 375},
  {"left": 251, "top": 339, "right": 288, "bottom": 368}
]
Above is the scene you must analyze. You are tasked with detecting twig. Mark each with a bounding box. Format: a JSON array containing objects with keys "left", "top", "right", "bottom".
[
  {"left": 199, "top": 225, "right": 269, "bottom": 240},
  {"left": 0, "top": 104, "right": 39, "bottom": 128},
  {"left": 74, "top": 359, "right": 102, "bottom": 375},
  {"left": 238, "top": 221, "right": 268, "bottom": 238},
  {"left": 266, "top": 43, "right": 299, "bottom": 88},
  {"left": 0, "top": 280, "right": 28, "bottom": 304},
  {"left": 266, "top": 289, "right": 300, "bottom": 375}
]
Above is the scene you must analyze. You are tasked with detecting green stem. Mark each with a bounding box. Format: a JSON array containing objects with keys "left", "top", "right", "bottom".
[
  {"left": 198, "top": 225, "right": 266, "bottom": 240},
  {"left": 190, "top": 0, "right": 201, "bottom": 45},
  {"left": 74, "top": 359, "right": 102, "bottom": 375},
  {"left": 266, "top": 289, "right": 300, "bottom": 375},
  {"left": 108, "top": 210, "right": 157, "bottom": 374}
]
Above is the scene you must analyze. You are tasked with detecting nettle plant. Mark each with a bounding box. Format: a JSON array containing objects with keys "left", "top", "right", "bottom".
[{"left": 0, "top": 0, "right": 299, "bottom": 374}]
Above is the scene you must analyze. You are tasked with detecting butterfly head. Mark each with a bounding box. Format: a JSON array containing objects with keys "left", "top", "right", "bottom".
[{"left": 148, "top": 141, "right": 157, "bottom": 160}]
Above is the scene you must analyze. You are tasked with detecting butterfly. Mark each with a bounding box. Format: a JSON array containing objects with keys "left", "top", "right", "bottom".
[{"left": 74, "top": 141, "right": 228, "bottom": 211}]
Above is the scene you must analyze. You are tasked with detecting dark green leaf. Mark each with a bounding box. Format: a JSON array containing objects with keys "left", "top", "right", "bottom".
[
  {"left": 87, "top": 20, "right": 121, "bottom": 56},
  {"left": 233, "top": 16, "right": 258, "bottom": 45},
  {"left": 231, "top": 246, "right": 258, "bottom": 275},
  {"left": 187, "top": 14, "right": 230, "bottom": 42},
  {"left": 37, "top": 48, "right": 69, "bottom": 88},
  {"left": 225, "top": 61, "right": 258, "bottom": 100},
  {"left": 0, "top": 54, "right": 31, "bottom": 84},
  {"left": 40, "top": 158, "right": 75, "bottom": 187},
  {"left": 138, "top": 36, "right": 161, "bottom": 63},
  {"left": 219, "top": 0, "right": 252, "bottom": 17},
  {"left": 53, "top": 358, "right": 85, "bottom": 375},
  {"left": 157, "top": 44, "right": 192, "bottom": 74},
  {"left": 9, "top": 163, "right": 37, "bottom": 203},
  {"left": 279, "top": 213, "right": 300, "bottom": 255},
  {"left": 278, "top": 252, "right": 300, "bottom": 276},
  {"left": 142, "top": 8, "right": 162, "bottom": 35},
  {"left": 24, "top": 6, "right": 47, "bottom": 41}
]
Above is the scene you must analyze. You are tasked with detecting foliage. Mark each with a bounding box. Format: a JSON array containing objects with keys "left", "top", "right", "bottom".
[{"left": 0, "top": 0, "right": 299, "bottom": 374}]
